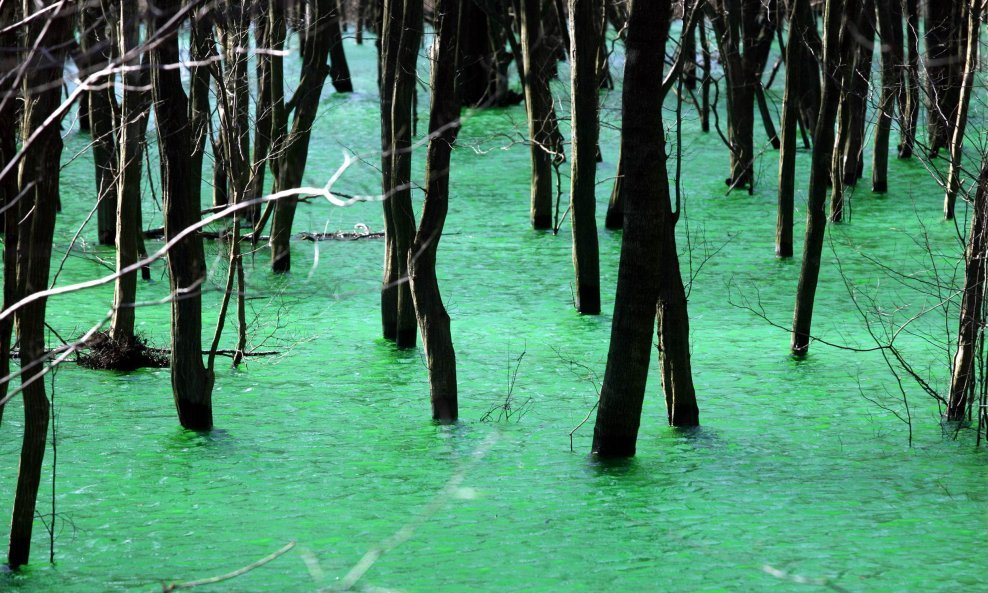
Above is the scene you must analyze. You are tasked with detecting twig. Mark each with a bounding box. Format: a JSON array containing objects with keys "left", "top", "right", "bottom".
[{"left": 160, "top": 541, "right": 296, "bottom": 592}]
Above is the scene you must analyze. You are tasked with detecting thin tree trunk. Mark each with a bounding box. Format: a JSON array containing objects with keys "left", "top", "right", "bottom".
[
  {"left": 379, "top": 0, "right": 403, "bottom": 340},
  {"left": 409, "top": 0, "right": 461, "bottom": 421},
  {"left": 776, "top": 0, "right": 805, "bottom": 258},
  {"left": 82, "top": 4, "right": 118, "bottom": 246},
  {"left": 872, "top": 0, "right": 904, "bottom": 193},
  {"left": 271, "top": 0, "right": 335, "bottom": 273},
  {"left": 699, "top": 15, "right": 711, "bottom": 132},
  {"left": 0, "top": 0, "right": 21, "bottom": 427},
  {"left": 151, "top": 0, "right": 215, "bottom": 430},
  {"left": 899, "top": 0, "right": 919, "bottom": 159},
  {"left": 109, "top": 0, "right": 149, "bottom": 342},
  {"left": 925, "top": 0, "right": 963, "bottom": 157},
  {"left": 604, "top": 149, "right": 623, "bottom": 230},
  {"left": 520, "top": 0, "right": 559, "bottom": 229},
  {"left": 791, "top": 0, "right": 849, "bottom": 356},
  {"left": 7, "top": 0, "right": 68, "bottom": 568},
  {"left": 569, "top": 0, "right": 601, "bottom": 314},
  {"left": 948, "top": 152, "right": 988, "bottom": 421},
  {"left": 943, "top": 1, "right": 981, "bottom": 221}
]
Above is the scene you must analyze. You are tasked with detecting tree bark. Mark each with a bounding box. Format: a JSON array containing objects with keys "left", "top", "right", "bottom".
[
  {"left": 592, "top": 0, "right": 697, "bottom": 458},
  {"left": 150, "top": 0, "right": 215, "bottom": 430},
  {"left": 7, "top": 0, "right": 68, "bottom": 568},
  {"left": 0, "top": 0, "right": 21, "bottom": 427},
  {"left": 568, "top": 0, "right": 601, "bottom": 314},
  {"left": 409, "top": 0, "right": 461, "bottom": 421},
  {"left": 328, "top": 1, "right": 354, "bottom": 92},
  {"left": 791, "top": 0, "right": 849, "bottom": 356}
]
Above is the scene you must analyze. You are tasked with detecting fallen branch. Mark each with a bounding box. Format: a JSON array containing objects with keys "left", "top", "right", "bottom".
[{"left": 160, "top": 541, "right": 296, "bottom": 592}]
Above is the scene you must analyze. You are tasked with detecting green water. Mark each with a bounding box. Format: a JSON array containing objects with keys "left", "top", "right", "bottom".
[{"left": 2, "top": 32, "right": 987, "bottom": 593}]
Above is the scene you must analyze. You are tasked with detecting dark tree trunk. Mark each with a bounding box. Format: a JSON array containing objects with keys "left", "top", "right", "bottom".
[
  {"left": 872, "top": 0, "right": 905, "bottom": 193},
  {"left": 379, "top": 0, "right": 403, "bottom": 340},
  {"left": 899, "top": 0, "right": 919, "bottom": 159},
  {"left": 520, "top": 0, "right": 562, "bottom": 229},
  {"left": 943, "top": 1, "right": 981, "bottom": 221},
  {"left": 328, "top": 2, "right": 354, "bottom": 92},
  {"left": 592, "top": 0, "right": 697, "bottom": 458},
  {"left": 271, "top": 0, "right": 335, "bottom": 273},
  {"left": 604, "top": 149, "right": 624, "bottom": 230},
  {"left": 386, "top": 0, "right": 423, "bottom": 348},
  {"left": 82, "top": 4, "right": 118, "bottom": 246},
  {"left": 409, "top": 0, "right": 461, "bottom": 421},
  {"left": 699, "top": 16, "right": 712, "bottom": 132},
  {"left": 776, "top": 0, "right": 809, "bottom": 258},
  {"left": 829, "top": 0, "right": 873, "bottom": 223},
  {"left": 791, "top": 0, "right": 850, "bottom": 356},
  {"left": 925, "top": 0, "right": 963, "bottom": 157},
  {"left": 568, "top": 0, "right": 601, "bottom": 314},
  {"left": 150, "top": 0, "right": 215, "bottom": 430},
  {"left": 7, "top": 0, "right": 68, "bottom": 568},
  {"left": 0, "top": 0, "right": 21, "bottom": 427},
  {"left": 948, "top": 150, "right": 988, "bottom": 421},
  {"left": 110, "top": 0, "right": 150, "bottom": 342}
]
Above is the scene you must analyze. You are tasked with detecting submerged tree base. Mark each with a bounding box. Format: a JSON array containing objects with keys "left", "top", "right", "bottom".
[{"left": 78, "top": 332, "right": 168, "bottom": 371}]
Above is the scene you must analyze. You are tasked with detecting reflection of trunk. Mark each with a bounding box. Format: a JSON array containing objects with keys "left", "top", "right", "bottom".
[
  {"left": 943, "top": 1, "right": 981, "bottom": 221},
  {"left": 948, "top": 154, "right": 988, "bottom": 421},
  {"left": 791, "top": 0, "right": 850, "bottom": 356},
  {"left": 110, "top": 1, "right": 151, "bottom": 342},
  {"left": 82, "top": 4, "right": 118, "bottom": 246},
  {"left": 270, "top": 0, "right": 334, "bottom": 273},
  {"left": 7, "top": 1, "right": 68, "bottom": 568},
  {"left": 151, "top": 0, "right": 215, "bottom": 430},
  {"left": 925, "top": 0, "right": 963, "bottom": 157},
  {"left": 899, "top": 0, "right": 919, "bottom": 158},
  {"left": 592, "top": 0, "right": 696, "bottom": 458},
  {"left": 872, "top": 0, "right": 905, "bottom": 193},
  {"left": 776, "top": 0, "right": 808, "bottom": 258},
  {"left": 569, "top": 0, "right": 601, "bottom": 314},
  {"left": 520, "top": 0, "right": 562, "bottom": 229},
  {"left": 409, "top": 0, "right": 460, "bottom": 421},
  {"left": 386, "top": 0, "right": 423, "bottom": 348},
  {"left": 0, "top": 0, "right": 21, "bottom": 426}
]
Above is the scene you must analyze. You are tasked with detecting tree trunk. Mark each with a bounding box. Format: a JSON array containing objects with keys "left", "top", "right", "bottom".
[
  {"left": 604, "top": 148, "right": 624, "bottom": 230},
  {"left": 271, "top": 0, "right": 335, "bottom": 273},
  {"left": 948, "top": 152, "right": 988, "bottom": 421},
  {"left": 520, "top": 0, "right": 561, "bottom": 229},
  {"left": 82, "top": 4, "right": 118, "bottom": 246},
  {"left": 592, "top": 0, "right": 697, "bottom": 457},
  {"left": 872, "top": 0, "right": 904, "bottom": 193},
  {"left": 328, "top": 2, "right": 354, "bottom": 92},
  {"left": 568, "top": 0, "right": 601, "bottom": 314},
  {"left": 409, "top": 0, "right": 461, "bottom": 421},
  {"left": 150, "top": 0, "right": 215, "bottom": 430},
  {"left": 791, "top": 0, "right": 849, "bottom": 356},
  {"left": 387, "top": 0, "right": 423, "bottom": 348},
  {"left": 109, "top": 1, "right": 150, "bottom": 342},
  {"left": 899, "top": 0, "right": 919, "bottom": 159},
  {"left": 925, "top": 0, "right": 963, "bottom": 157},
  {"left": 943, "top": 1, "right": 981, "bottom": 221},
  {"left": 829, "top": 0, "right": 872, "bottom": 223},
  {"left": 776, "top": 0, "right": 807, "bottom": 258},
  {"left": 7, "top": 0, "right": 68, "bottom": 568},
  {"left": 379, "top": 0, "right": 403, "bottom": 340},
  {"left": 0, "top": 0, "right": 21, "bottom": 427}
]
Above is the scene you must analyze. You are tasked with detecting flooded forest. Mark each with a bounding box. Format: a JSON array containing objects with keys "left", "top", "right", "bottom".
[{"left": 1, "top": 0, "right": 986, "bottom": 591}]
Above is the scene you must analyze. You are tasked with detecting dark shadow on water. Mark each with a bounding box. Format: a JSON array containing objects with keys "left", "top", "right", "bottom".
[
  {"left": 587, "top": 455, "right": 642, "bottom": 477},
  {"left": 163, "top": 427, "right": 233, "bottom": 452}
]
